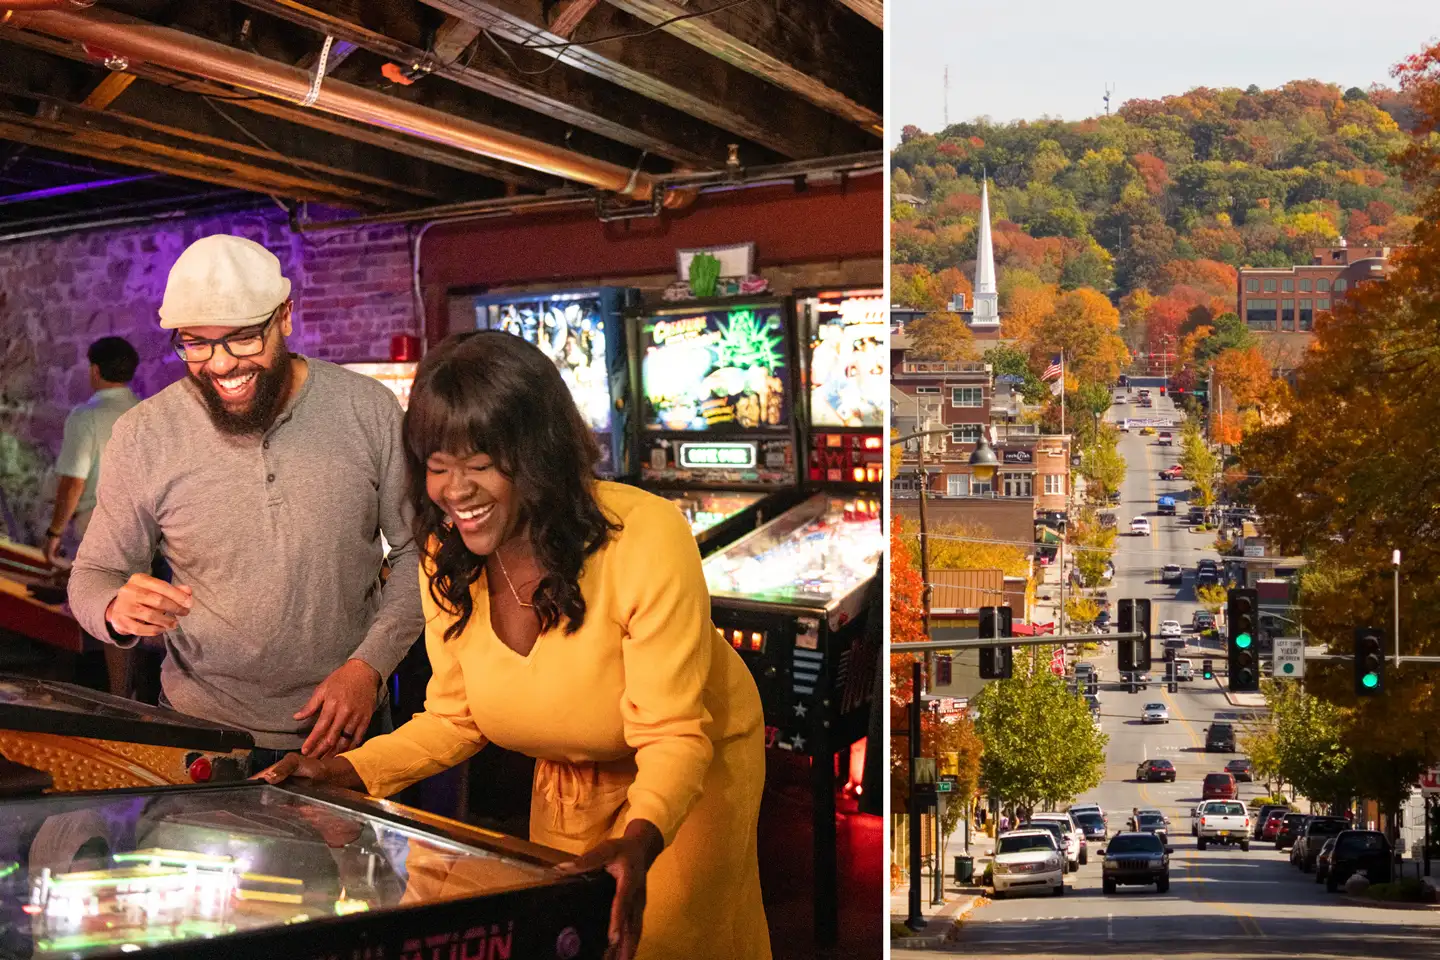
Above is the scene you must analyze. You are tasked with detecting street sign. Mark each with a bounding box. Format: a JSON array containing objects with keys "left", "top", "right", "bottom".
[
  {"left": 1272, "top": 636, "right": 1304, "bottom": 678},
  {"left": 1421, "top": 767, "right": 1440, "bottom": 797}
]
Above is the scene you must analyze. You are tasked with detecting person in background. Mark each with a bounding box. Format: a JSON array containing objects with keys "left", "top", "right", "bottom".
[
  {"left": 69, "top": 234, "right": 423, "bottom": 768},
  {"left": 261, "top": 331, "right": 771, "bottom": 960},
  {"left": 44, "top": 336, "right": 140, "bottom": 566}
]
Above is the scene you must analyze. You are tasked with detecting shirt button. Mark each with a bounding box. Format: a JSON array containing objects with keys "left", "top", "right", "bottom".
[
  {"left": 267, "top": 473, "right": 275, "bottom": 483},
  {"left": 263, "top": 440, "right": 270, "bottom": 449}
]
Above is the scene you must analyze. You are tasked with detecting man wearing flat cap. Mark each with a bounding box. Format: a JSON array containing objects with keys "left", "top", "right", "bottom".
[{"left": 69, "top": 234, "right": 423, "bottom": 770}]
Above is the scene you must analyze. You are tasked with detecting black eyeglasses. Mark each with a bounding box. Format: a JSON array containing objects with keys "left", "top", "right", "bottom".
[{"left": 171, "top": 303, "right": 285, "bottom": 363}]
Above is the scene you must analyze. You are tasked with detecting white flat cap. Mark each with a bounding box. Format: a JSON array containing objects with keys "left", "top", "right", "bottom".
[{"left": 159, "top": 234, "right": 292, "bottom": 329}]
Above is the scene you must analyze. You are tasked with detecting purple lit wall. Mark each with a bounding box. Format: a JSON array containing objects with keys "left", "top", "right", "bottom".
[{"left": 0, "top": 209, "right": 415, "bottom": 541}]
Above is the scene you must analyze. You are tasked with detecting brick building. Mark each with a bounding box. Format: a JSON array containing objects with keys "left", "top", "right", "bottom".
[{"left": 1236, "top": 244, "right": 1395, "bottom": 334}]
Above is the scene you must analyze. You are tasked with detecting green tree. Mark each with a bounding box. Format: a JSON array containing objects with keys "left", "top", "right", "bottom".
[
  {"left": 1266, "top": 681, "right": 1354, "bottom": 811},
  {"left": 1078, "top": 437, "right": 1126, "bottom": 501},
  {"left": 973, "top": 657, "right": 1108, "bottom": 816},
  {"left": 983, "top": 344, "right": 1048, "bottom": 404},
  {"left": 1196, "top": 583, "right": 1228, "bottom": 615}
]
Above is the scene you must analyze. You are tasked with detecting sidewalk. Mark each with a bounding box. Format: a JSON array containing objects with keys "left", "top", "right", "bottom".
[
  {"left": 889, "top": 829, "right": 993, "bottom": 949},
  {"left": 1210, "top": 673, "right": 1268, "bottom": 710}
]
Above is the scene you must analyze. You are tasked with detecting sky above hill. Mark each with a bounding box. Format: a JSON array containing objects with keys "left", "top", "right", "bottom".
[{"left": 890, "top": 0, "right": 1440, "bottom": 143}]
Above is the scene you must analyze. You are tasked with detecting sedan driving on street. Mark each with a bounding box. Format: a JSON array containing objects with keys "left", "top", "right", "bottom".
[
  {"left": 1161, "top": 564, "right": 1183, "bottom": 584},
  {"left": 1136, "top": 759, "right": 1176, "bottom": 783},
  {"left": 1130, "top": 516, "right": 1151, "bottom": 536},
  {"left": 1133, "top": 812, "right": 1169, "bottom": 841},
  {"left": 1159, "top": 464, "right": 1184, "bottom": 480},
  {"left": 1160, "top": 620, "right": 1183, "bottom": 637},
  {"left": 991, "top": 830, "right": 1066, "bottom": 899},
  {"left": 1101, "top": 832, "right": 1172, "bottom": 895},
  {"left": 1225, "top": 758, "right": 1254, "bottom": 782},
  {"left": 1140, "top": 702, "right": 1170, "bottom": 724}
]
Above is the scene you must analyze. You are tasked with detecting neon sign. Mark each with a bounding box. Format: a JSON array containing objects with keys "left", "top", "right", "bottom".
[{"left": 679, "top": 442, "right": 757, "bottom": 469}]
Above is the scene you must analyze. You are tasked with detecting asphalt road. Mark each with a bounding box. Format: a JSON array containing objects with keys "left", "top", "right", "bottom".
[{"left": 899, "top": 394, "right": 1440, "bottom": 959}]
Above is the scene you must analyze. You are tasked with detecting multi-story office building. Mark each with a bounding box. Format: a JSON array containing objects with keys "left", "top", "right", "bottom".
[{"left": 1236, "top": 244, "right": 1394, "bottom": 333}]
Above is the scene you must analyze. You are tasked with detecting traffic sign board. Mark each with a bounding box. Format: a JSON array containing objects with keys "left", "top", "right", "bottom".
[
  {"left": 1272, "top": 637, "right": 1304, "bottom": 678},
  {"left": 936, "top": 781, "right": 954, "bottom": 793}
]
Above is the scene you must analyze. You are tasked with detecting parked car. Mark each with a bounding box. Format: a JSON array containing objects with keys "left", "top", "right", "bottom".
[
  {"left": 1161, "top": 564, "right": 1183, "bottom": 584},
  {"left": 1202, "top": 772, "right": 1238, "bottom": 800},
  {"left": 1131, "top": 517, "right": 1152, "bottom": 536},
  {"left": 1325, "top": 830, "right": 1393, "bottom": 892},
  {"left": 1160, "top": 620, "right": 1183, "bottom": 637},
  {"left": 1293, "top": 817, "right": 1352, "bottom": 873},
  {"left": 1136, "top": 759, "right": 1176, "bottom": 783},
  {"left": 1074, "top": 662, "right": 1099, "bottom": 684},
  {"left": 1019, "top": 818, "right": 1082, "bottom": 872},
  {"left": 1031, "top": 812, "right": 1088, "bottom": 868},
  {"left": 1205, "top": 722, "right": 1236, "bottom": 752},
  {"left": 1188, "top": 506, "right": 1207, "bottom": 525},
  {"left": 1275, "top": 813, "right": 1310, "bottom": 850},
  {"left": 1069, "top": 803, "right": 1106, "bottom": 824},
  {"left": 1096, "top": 609, "right": 1112, "bottom": 632},
  {"left": 1261, "top": 809, "right": 1288, "bottom": 841},
  {"left": 1225, "top": 758, "right": 1254, "bottom": 782},
  {"left": 1158, "top": 431, "right": 1174, "bottom": 446},
  {"left": 1195, "top": 800, "right": 1251, "bottom": 850},
  {"left": 991, "top": 830, "right": 1066, "bottom": 899},
  {"left": 1192, "top": 611, "right": 1216, "bottom": 632},
  {"left": 1072, "top": 811, "right": 1108, "bottom": 843},
  {"left": 1196, "top": 569, "right": 1219, "bottom": 588},
  {"left": 1159, "top": 464, "right": 1184, "bottom": 480},
  {"left": 1140, "top": 702, "right": 1170, "bottom": 724},
  {"left": 1314, "top": 836, "right": 1339, "bottom": 884},
  {"left": 1099, "top": 512, "right": 1118, "bottom": 529}
]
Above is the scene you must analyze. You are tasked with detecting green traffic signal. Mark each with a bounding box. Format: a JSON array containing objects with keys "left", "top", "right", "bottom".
[
  {"left": 1362, "top": 673, "right": 1379, "bottom": 689},
  {"left": 1235, "top": 633, "right": 1252, "bottom": 649}
]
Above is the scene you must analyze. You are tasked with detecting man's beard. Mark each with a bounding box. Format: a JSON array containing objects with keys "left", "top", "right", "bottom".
[{"left": 191, "top": 342, "right": 293, "bottom": 436}]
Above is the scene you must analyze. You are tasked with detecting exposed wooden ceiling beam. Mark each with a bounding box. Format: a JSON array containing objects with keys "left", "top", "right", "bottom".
[
  {"left": 430, "top": 16, "right": 480, "bottom": 61},
  {"left": 423, "top": 0, "right": 879, "bottom": 157},
  {"left": 833, "top": 0, "right": 882, "bottom": 29},
  {"left": 233, "top": 0, "right": 756, "bottom": 167},
  {"left": 604, "top": 0, "right": 880, "bottom": 132},
  {"left": 0, "top": 108, "right": 389, "bottom": 208},
  {"left": 0, "top": 25, "right": 548, "bottom": 188},
  {"left": 546, "top": 0, "right": 601, "bottom": 38},
  {"left": 78, "top": 70, "right": 135, "bottom": 110}
]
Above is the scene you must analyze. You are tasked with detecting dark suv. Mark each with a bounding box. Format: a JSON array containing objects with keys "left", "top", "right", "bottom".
[
  {"left": 1275, "top": 813, "right": 1310, "bottom": 850},
  {"left": 1101, "top": 832, "right": 1171, "bottom": 895},
  {"left": 1205, "top": 723, "right": 1236, "bottom": 752},
  {"left": 1292, "top": 817, "right": 1352, "bottom": 872},
  {"left": 1326, "top": 830, "right": 1392, "bottom": 892},
  {"left": 1136, "top": 759, "right": 1176, "bottom": 783}
]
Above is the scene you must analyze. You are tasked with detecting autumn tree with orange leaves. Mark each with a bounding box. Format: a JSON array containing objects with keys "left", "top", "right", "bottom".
[{"left": 1238, "top": 40, "right": 1440, "bottom": 809}]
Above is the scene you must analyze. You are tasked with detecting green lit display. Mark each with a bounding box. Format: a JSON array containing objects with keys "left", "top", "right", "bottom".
[
  {"left": 1362, "top": 672, "right": 1379, "bottom": 688},
  {"left": 1235, "top": 633, "right": 1252, "bottom": 649}
]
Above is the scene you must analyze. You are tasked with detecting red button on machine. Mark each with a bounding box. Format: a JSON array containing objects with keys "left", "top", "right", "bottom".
[{"left": 188, "top": 756, "right": 213, "bottom": 782}]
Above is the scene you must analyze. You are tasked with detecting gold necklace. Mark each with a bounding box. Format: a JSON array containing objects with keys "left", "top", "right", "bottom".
[{"left": 494, "top": 548, "right": 534, "bottom": 609}]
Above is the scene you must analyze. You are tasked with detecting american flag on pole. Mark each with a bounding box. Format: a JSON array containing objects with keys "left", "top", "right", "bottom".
[{"left": 1042, "top": 354, "right": 1063, "bottom": 381}]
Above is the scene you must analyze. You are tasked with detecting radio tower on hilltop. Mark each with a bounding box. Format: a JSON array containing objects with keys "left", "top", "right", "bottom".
[
  {"left": 944, "top": 65, "right": 949, "bottom": 127},
  {"left": 1104, "top": 83, "right": 1115, "bottom": 116}
]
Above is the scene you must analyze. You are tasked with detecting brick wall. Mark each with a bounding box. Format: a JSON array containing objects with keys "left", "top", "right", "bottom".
[{"left": 0, "top": 210, "right": 415, "bottom": 541}]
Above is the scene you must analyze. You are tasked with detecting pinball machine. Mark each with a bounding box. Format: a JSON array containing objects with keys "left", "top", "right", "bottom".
[
  {"left": 631, "top": 297, "right": 804, "bottom": 555},
  {"left": 0, "top": 780, "right": 613, "bottom": 960},
  {"left": 468, "top": 287, "right": 638, "bottom": 479},
  {"left": 696, "top": 289, "right": 885, "bottom": 947},
  {"left": 0, "top": 676, "right": 253, "bottom": 794}
]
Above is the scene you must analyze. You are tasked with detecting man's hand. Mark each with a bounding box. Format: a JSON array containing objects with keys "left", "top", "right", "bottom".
[
  {"left": 43, "top": 534, "right": 64, "bottom": 567},
  {"left": 295, "top": 659, "right": 381, "bottom": 758},
  {"left": 106, "top": 573, "right": 192, "bottom": 637}
]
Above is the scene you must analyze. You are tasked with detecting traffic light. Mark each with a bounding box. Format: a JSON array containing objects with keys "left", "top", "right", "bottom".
[
  {"left": 978, "top": 606, "right": 1014, "bottom": 679},
  {"left": 1353, "top": 627, "right": 1384, "bottom": 696},
  {"left": 1202, "top": 659, "right": 1214, "bottom": 681},
  {"left": 1160, "top": 387, "right": 1167, "bottom": 396},
  {"left": 936, "top": 655, "right": 953, "bottom": 687},
  {"left": 1116, "top": 598, "right": 1153, "bottom": 672},
  {"left": 1227, "top": 588, "right": 1259, "bottom": 692}
]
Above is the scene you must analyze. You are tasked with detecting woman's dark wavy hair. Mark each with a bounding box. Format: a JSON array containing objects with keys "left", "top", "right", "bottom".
[{"left": 404, "top": 330, "right": 620, "bottom": 640}]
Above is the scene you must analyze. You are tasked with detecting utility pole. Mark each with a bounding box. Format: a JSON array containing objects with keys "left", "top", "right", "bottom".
[
  {"left": 906, "top": 660, "right": 927, "bottom": 931},
  {"left": 1394, "top": 549, "right": 1402, "bottom": 667}
]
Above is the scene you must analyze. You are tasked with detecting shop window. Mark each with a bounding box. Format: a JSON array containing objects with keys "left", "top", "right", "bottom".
[
  {"left": 1317, "top": 278, "right": 1330, "bottom": 292},
  {"left": 947, "top": 474, "right": 970, "bottom": 497},
  {"left": 1044, "top": 474, "right": 1065, "bottom": 496},
  {"left": 1300, "top": 278, "right": 1312, "bottom": 292},
  {"left": 1298, "top": 299, "right": 1313, "bottom": 331},
  {"left": 1334, "top": 278, "right": 1348, "bottom": 294},
  {"left": 1003, "top": 473, "right": 1033, "bottom": 498},
  {"left": 1246, "top": 278, "right": 1260, "bottom": 293},
  {"left": 1263, "top": 278, "right": 1277, "bottom": 293},
  {"left": 1280, "top": 300, "right": 1294, "bottom": 331},
  {"left": 951, "top": 424, "right": 983, "bottom": 445},
  {"left": 1282, "top": 278, "right": 1294, "bottom": 292}
]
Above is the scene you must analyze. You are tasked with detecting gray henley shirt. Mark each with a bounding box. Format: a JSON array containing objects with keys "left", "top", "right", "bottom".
[{"left": 68, "top": 357, "right": 423, "bottom": 749}]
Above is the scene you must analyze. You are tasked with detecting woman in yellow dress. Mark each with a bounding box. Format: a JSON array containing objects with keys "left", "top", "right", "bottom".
[{"left": 260, "top": 330, "right": 771, "bottom": 960}]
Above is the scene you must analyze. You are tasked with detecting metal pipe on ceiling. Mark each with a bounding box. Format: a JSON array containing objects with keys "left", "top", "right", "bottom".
[
  {"left": 0, "top": 0, "right": 93, "bottom": 14},
  {"left": 5, "top": 5, "right": 656, "bottom": 199}
]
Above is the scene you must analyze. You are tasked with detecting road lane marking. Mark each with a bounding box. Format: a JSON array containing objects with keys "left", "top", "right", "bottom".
[{"left": 1106, "top": 911, "right": 1114, "bottom": 942}]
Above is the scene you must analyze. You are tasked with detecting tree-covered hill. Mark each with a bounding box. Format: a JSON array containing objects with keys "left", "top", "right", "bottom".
[{"left": 892, "top": 81, "right": 1423, "bottom": 302}]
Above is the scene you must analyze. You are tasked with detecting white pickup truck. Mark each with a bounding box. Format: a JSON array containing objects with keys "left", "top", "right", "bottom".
[{"left": 1195, "top": 800, "right": 1252, "bottom": 850}]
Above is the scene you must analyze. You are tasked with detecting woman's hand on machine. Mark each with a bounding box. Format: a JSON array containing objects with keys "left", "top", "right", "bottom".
[
  {"left": 253, "top": 753, "right": 364, "bottom": 789},
  {"left": 555, "top": 819, "right": 664, "bottom": 960}
]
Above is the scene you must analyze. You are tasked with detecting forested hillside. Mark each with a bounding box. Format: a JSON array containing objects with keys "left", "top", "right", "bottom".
[{"left": 891, "top": 81, "right": 1424, "bottom": 363}]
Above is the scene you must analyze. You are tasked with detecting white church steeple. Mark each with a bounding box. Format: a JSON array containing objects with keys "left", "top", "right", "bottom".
[{"left": 971, "top": 177, "right": 999, "bottom": 327}]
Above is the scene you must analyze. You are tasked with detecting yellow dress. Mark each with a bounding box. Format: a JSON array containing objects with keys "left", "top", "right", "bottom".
[{"left": 342, "top": 481, "right": 772, "bottom": 960}]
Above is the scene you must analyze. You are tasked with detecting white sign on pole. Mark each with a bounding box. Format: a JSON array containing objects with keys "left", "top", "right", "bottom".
[
  {"left": 1272, "top": 637, "right": 1304, "bottom": 679},
  {"left": 1421, "top": 766, "right": 1440, "bottom": 797}
]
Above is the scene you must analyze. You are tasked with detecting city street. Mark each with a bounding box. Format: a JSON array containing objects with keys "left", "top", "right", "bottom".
[{"left": 898, "top": 392, "right": 1440, "bottom": 958}]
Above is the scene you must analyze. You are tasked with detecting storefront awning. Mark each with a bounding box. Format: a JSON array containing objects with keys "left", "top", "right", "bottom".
[
  {"left": 1013, "top": 622, "right": 1055, "bottom": 636},
  {"left": 1035, "top": 525, "right": 1064, "bottom": 544}
]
